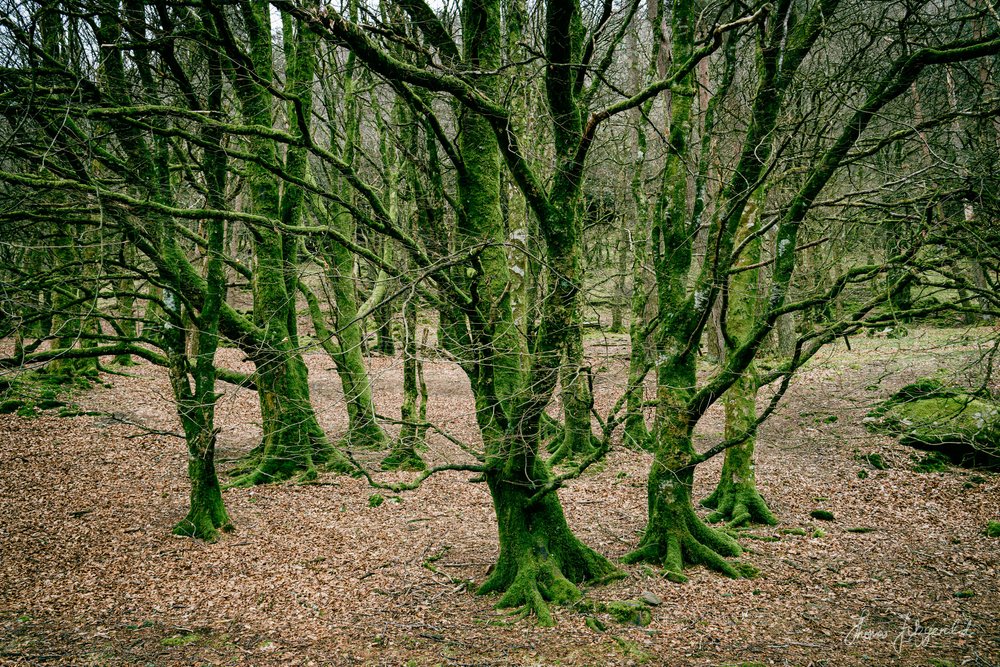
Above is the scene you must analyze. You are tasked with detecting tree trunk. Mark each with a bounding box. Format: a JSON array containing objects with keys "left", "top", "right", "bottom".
[
  {"left": 551, "top": 323, "right": 597, "bottom": 463},
  {"left": 382, "top": 296, "right": 426, "bottom": 470},
  {"left": 624, "top": 439, "right": 742, "bottom": 582},
  {"left": 479, "top": 449, "right": 619, "bottom": 625},
  {"left": 702, "top": 196, "right": 776, "bottom": 527},
  {"left": 625, "top": 375, "right": 742, "bottom": 581},
  {"left": 174, "top": 428, "right": 232, "bottom": 541},
  {"left": 701, "top": 370, "right": 775, "bottom": 526}
]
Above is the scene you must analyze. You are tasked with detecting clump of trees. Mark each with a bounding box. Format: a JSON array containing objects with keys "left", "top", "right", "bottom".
[{"left": 1, "top": 0, "right": 997, "bottom": 623}]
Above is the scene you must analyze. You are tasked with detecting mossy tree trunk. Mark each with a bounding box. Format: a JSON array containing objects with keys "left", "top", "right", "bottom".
[
  {"left": 624, "top": 414, "right": 741, "bottom": 583},
  {"left": 479, "top": 445, "right": 620, "bottom": 625},
  {"left": 169, "top": 34, "right": 231, "bottom": 538},
  {"left": 383, "top": 295, "right": 426, "bottom": 470},
  {"left": 391, "top": 0, "right": 620, "bottom": 622},
  {"left": 95, "top": 2, "right": 232, "bottom": 538},
  {"left": 217, "top": 0, "right": 351, "bottom": 484},
  {"left": 628, "top": 0, "right": 841, "bottom": 577},
  {"left": 702, "top": 197, "right": 776, "bottom": 528},
  {"left": 551, "top": 329, "right": 597, "bottom": 463},
  {"left": 311, "top": 1, "right": 388, "bottom": 451}
]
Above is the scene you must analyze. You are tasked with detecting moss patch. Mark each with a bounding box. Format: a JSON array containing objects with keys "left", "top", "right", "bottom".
[
  {"left": 161, "top": 633, "right": 200, "bottom": 647},
  {"left": 913, "top": 452, "right": 951, "bottom": 473},
  {"left": 867, "top": 380, "right": 1000, "bottom": 469}
]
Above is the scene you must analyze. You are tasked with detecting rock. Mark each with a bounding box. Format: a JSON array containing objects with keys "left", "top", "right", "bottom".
[
  {"left": 639, "top": 591, "right": 662, "bottom": 607},
  {"left": 866, "top": 380, "right": 1000, "bottom": 469}
]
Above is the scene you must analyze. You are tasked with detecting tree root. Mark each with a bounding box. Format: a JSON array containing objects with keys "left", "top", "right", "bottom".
[
  {"left": 623, "top": 506, "right": 742, "bottom": 583},
  {"left": 479, "top": 559, "right": 580, "bottom": 626},
  {"left": 172, "top": 508, "right": 232, "bottom": 543},
  {"left": 702, "top": 483, "right": 776, "bottom": 528},
  {"left": 380, "top": 446, "right": 426, "bottom": 472}
]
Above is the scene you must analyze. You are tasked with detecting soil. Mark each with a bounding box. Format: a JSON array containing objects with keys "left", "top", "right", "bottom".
[{"left": 1, "top": 325, "right": 998, "bottom": 666}]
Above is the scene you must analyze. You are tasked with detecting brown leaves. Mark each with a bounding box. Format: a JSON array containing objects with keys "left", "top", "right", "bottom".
[{"left": 0, "top": 331, "right": 998, "bottom": 665}]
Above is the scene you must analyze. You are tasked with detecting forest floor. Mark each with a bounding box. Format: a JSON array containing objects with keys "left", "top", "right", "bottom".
[{"left": 1, "top": 324, "right": 999, "bottom": 666}]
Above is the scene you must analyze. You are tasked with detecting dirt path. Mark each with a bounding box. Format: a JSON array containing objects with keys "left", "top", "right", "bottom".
[{"left": 1, "top": 327, "right": 998, "bottom": 665}]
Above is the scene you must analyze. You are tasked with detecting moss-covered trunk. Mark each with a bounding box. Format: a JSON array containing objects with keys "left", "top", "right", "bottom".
[
  {"left": 174, "top": 427, "right": 232, "bottom": 540},
  {"left": 626, "top": 345, "right": 742, "bottom": 579},
  {"left": 701, "top": 369, "right": 775, "bottom": 526},
  {"left": 625, "top": 437, "right": 741, "bottom": 582},
  {"left": 323, "top": 232, "right": 388, "bottom": 449},
  {"left": 480, "top": 442, "right": 620, "bottom": 625},
  {"left": 702, "top": 197, "right": 775, "bottom": 527},
  {"left": 214, "top": 0, "right": 352, "bottom": 482},
  {"left": 551, "top": 322, "right": 597, "bottom": 463}
]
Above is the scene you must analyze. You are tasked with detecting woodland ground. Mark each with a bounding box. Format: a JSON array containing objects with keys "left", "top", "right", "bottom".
[{"left": 1, "top": 325, "right": 998, "bottom": 666}]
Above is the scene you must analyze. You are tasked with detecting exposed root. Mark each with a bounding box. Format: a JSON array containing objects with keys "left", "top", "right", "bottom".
[
  {"left": 339, "top": 423, "right": 389, "bottom": 451},
  {"left": 547, "top": 432, "right": 599, "bottom": 466},
  {"left": 380, "top": 446, "right": 426, "bottom": 472},
  {"left": 702, "top": 484, "right": 776, "bottom": 528},
  {"left": 226, "top": 431, "right": 352, "bottom": 487},
  {"left": 479, "top": 559, "right": 581, "bottom": 626},
  {"left": 624, "top": 504, "right": 742, "bottom": 582},
  {"left": 172, "top": 505, "right": 232, "bottom": 543},
  {"left": 477, "top": 483, "right": 623, "bottom": 626}
]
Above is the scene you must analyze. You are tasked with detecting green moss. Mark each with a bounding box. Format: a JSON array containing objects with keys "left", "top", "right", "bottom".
[
  {"left": 914, "top": 452, "right": 951, "bottom": 473},
  {"left": 16, "top": 405, "right": 39, "bottom": 418},
  {"left": 868, "top": 382, "right": 1000, "bottom": 470},
  {"left": 863, "top": 453, "right": 888, "bottom": 470},
  {"left": 733, "top": 562, "right": 761, "bottom": 578},
  {"left": 161, "top": 633, "right": 200, "bottom": 647},
  {"left": 953, "top": 589, "right": 975, "bottom": 599},
  {"left": 380, "top": 448, "right": 426, "bottom": 472},
  {"left": 811, "top": 529, "right": 825, "bottom": 538},
  {"left": 810, "top": 510, "right": 835, "bottom": 521},
  {"left": 606, "top": 601, "right": 652, "bottom": 627},
  {"left": 0, "top": 400, "right": 23, "bottom": 414},
  {"left": 612, "top": 636, "right": 652, "bottom": 663},
  {"left": 857, "top": 470, "right": 869, "bottom": 479},
  {"left": 846, "top": 527, "right": 875, "bottom": 533},
  {"left": 779, "top": 527, "right": 807, "bottom": 536},
  {"left": 742, "top": 533, "right": 780, "bottom": 542},
  {"left": 368, "top": 494, "right": 385, "bottom": 508},
  {"left": 585, "top": 616, "right": 606, "bottom": 632},
  {"left": 985, "top": 521, "right": 1000, "bottom": 538}
]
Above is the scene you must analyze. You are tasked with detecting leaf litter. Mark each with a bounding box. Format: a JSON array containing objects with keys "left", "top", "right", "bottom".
[{"left": 0, "top": 326, "right": 998, "bottom": 665}]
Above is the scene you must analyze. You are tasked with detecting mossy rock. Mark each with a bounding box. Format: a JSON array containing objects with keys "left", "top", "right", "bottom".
[
  {"left": 606, "top": 600, "right": 652, "bottom": 627},
  {"left": 913, "top": 452, "right": 951, "bottom": 473},
  {"left": 810, "top": 510, "right": 835, "bottom": 521},
  {"left": 986, "top": 521, "right": 1000, "bottom": 538},
  {"left": 0, "top": 399, "right": 23, "bottom": 414},
  {"left": 867, "top": 382, "right": 1000, "bottom": 469}
]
